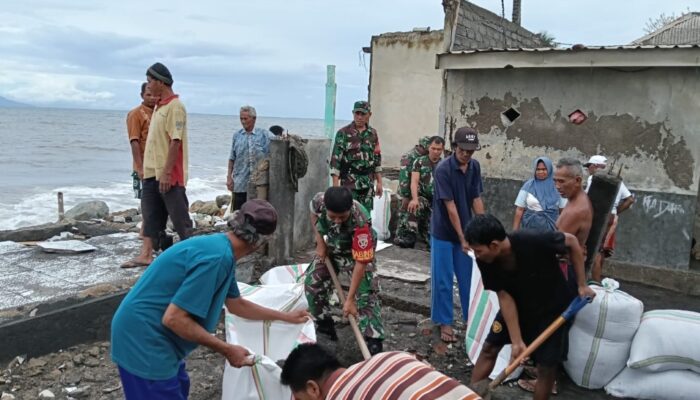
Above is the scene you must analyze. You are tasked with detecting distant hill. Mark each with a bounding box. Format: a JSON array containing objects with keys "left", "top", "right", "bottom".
[{"left": 0, "top": 96, "right": 32, "bottom": 108}]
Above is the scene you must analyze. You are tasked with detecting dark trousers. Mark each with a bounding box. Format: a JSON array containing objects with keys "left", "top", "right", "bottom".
[
  {"left": 232, "top": 192, "right": 247, "bottom": 211},
  {"left": 141, "top": 178, "right": 192, "bottom": 242}
]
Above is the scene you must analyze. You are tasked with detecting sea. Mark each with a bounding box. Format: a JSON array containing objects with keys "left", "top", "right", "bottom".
[{"left": 0, "top": 107, "right": 346, "bottom": 231}]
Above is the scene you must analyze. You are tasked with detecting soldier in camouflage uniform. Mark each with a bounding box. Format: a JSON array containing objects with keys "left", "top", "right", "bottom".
[
  {"left": 329, "top": 101, "right": 382, "bottom": 212},
  {"left": 305, "top": 187, "right": 384, "bottom": 355},
  {"left": 395, "top": 136, "right": 445, "bottom": 248},
  {"left": 394, "top": 135, "right": 432, "bottom": 246}
]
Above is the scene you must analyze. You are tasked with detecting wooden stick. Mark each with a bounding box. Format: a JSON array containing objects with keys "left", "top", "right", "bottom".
[{"left": 324, "top": 257, "right": 372, "bottom": 360}]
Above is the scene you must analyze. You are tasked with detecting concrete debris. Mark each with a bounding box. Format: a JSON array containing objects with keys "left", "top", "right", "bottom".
[
  {"left": 1, "top": 392, "right": 16, "bottom": 400},
  {"left": 38, "top": 389, "right": 55, "bottom": 398},
  {"left": 37, "top": 240, "right": 97, "bottom": 254}
]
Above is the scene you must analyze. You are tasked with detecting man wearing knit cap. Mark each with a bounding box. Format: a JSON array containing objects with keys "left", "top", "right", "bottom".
[
  {"left": 112, "top": 199, "right": 311, "bottom": 399},
  {"left": 141, "top": 62, "right": 192, "bottom": 248}
]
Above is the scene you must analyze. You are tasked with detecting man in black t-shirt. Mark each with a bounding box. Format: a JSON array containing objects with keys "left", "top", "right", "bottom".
[{"left": 467, "top": 214, "right": 595, "bottom": 400}]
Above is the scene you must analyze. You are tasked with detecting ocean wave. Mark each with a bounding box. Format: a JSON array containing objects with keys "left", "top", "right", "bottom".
[{"left": 0, "top": 175, "right": 231, "bottom": 231}]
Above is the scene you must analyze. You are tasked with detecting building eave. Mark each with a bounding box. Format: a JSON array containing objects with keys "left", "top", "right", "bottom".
[{"left": 436, "top": 45, "right": 700, "bottom": 70}]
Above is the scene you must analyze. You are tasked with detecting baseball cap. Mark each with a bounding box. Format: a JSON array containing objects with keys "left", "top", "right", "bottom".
[
  {"left": 232, "top": 199, "right": 278, "bottom": 235},
  {"left": 453, "top": 127, "right": 480, "bottom": 151},
  {"left": 584, "top": 155, "right": 607, "bottom": 167},
  {"left": 353, "top": 101, "right": 371, "bottom": 114}
]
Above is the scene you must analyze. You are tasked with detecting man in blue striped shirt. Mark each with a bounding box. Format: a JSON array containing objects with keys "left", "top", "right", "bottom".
[{"left": 227, "top": 105, "right": 272, "bottom": 210}]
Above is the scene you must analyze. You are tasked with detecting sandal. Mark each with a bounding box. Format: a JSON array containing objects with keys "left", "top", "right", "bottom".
[
  {"left": 517, "top": 378, "right": 557, "bottom": 395},
  {"left": 439, "top": 325, "right": 457, "bottom": 343}
]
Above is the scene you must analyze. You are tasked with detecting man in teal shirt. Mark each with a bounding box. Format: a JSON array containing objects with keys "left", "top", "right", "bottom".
[{"left": 111, "top": 199, "right": 309, "bottom": 399}]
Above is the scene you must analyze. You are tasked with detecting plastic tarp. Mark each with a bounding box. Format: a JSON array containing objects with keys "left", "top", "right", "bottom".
[{"left": 463, "top": 251, "right": 523, "bottom": 382}]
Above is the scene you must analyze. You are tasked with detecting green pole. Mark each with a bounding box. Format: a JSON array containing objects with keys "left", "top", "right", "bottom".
[
  {"left": 324, "top": 65, "right": 337, "bottom": 184},
  {"left": 324, "top": 65, "right": 337, "bottom": 140}
]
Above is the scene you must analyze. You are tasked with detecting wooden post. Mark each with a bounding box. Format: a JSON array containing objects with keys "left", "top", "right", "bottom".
[{"left": 57, "top": 192, "right": 65, "bottom": 221}]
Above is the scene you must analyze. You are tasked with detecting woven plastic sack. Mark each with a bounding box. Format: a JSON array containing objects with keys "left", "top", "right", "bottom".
[
  {"left": 371, "top": 189, "right": 392, "bottom": 240},
  {"left": 221, "top": 282, "right": 316, "bottom": 399},
  {"left": 563, "top": 279, "right": 643, "bottom": 388},
  {"left": 605, "top": 367, "right": 700, "bottom": 400},
  {"left": 627, "top": 309, "right": 700, "bottom": 373},
  {"left": 259, "top": 264, "right": 309, "bottom": 285}
]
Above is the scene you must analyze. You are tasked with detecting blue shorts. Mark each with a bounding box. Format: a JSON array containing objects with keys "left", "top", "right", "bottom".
[{"left": 118, "top": 361, "right": 190, "bottom": 400}]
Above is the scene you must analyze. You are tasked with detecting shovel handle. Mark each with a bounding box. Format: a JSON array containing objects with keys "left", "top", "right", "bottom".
[
  {"left": 324, "top": 257, "right": 372, "bottom": 360},
  {"left": 489, "top": 296, "right": 592, "bottom": 389}
]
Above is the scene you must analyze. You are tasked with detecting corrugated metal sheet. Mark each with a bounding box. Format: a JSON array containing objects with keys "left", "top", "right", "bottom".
[
  {"left": 632, "top": 13, "right": 700, "bottom": 45},
  {"left": 442, "top": 44, "right": 700, "bottom": 55}
]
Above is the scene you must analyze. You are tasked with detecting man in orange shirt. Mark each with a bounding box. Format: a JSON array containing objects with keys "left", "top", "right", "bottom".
[{"left": 121, "top": 83, "right": 157, "bottom": 268}]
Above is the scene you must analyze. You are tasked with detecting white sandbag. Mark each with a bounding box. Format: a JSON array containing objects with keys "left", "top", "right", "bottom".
[
  {"left": 222, "top": 282, "right": 316, "bottom": 399},
  {"left": 563, "top": 279, "right": 644, "bottom": 389},
  {"left": 259, "top": 264, "right": 309, "bottom": 285},
  {"left": 371, "top": 189, "right": 392, "bottom": 240},
  {"left": 605, "top": 367, "right": 700, "bottom": 400},
  {"left": 463, "top": 251, "right": 522, "bottom": 382},
  {"left": 221, "top": 354, "right": 293, "bottom": 400},
  {"left": 627, "top": 309, "right": 700, "bottom": 373}
]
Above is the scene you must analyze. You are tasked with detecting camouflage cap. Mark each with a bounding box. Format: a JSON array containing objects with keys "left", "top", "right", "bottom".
[{"left": 353, "top": 101, "right": 371, "bottom": 114}]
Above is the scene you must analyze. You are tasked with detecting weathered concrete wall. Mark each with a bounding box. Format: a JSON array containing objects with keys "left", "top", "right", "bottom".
[
  {"left": 294, "top": 139, "right": 331, "bottom": 252},
  {"left": 368, "top": 30, "right": 444, "bottom": 166},
  {"left": 443, "top": 67, "right": 700, "bottom": 269}
]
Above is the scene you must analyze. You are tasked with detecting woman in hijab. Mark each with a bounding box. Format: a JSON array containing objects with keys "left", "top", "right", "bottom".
[{"left": 512, "top": 156, "right": 566, "bottom": 232}]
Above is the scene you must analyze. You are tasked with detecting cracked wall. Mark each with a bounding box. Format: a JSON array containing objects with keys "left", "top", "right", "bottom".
[{"left": 442, "top": 66, "right": 700, "bottom": 269}]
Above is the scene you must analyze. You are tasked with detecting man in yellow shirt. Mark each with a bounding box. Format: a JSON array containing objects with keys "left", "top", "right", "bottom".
[{"left": 141, "top": 62, "right": 192, "bottom": 248}]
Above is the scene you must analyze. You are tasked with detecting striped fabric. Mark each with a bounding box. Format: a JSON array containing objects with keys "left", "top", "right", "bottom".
[{"left": 327, "top": 352, "right": 481, "bottom": 400}]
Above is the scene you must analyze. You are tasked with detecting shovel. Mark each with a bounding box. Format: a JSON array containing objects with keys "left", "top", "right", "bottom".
[
  {"left": 472, "top": 296, "right": 591, "bottom": 399},
  {"left": 324, "top": 257, "right": 372, "bottom": 360}
]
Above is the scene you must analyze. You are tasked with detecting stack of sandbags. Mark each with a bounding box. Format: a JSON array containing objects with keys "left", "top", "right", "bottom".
[
  {"left": 605, "top": 309, "right": 700, "bottom": 400},
  {"left": 221, "top": 269, "right": 316, "bottom": 400},
  {"left": 564, "top": 279, "right": 644, "bottom": 388}
]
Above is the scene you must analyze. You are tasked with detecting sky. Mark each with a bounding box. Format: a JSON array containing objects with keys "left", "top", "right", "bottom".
[{"left": 0, "top": 0, "right": 695, "bottom": 118}]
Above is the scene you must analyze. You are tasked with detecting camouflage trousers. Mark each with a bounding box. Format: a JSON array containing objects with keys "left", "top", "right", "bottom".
[
  {"left": 304, "top": 256, "right": 384, "bottom": 340},
  {"left": 341, "top": 175, "right": 375, "bottom": 212},
  {"left": 395, "top": 196, "right": 431, "bottom": 244},
  {"left": 350, "top": 187, "right": 374, "bottom": 212}
]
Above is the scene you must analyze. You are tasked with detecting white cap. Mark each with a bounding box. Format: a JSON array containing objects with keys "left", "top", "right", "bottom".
[{"left": 584, "top": 155, "right": 607, "bottom": 167}]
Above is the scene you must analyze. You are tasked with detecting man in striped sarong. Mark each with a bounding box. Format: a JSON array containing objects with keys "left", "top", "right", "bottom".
[{"left": 281, "top": 343, "right": 481, "bottom": 400}]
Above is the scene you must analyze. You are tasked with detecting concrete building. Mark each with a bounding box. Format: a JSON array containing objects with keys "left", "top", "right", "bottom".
[
  {"left": 365, "top": 0, "right": 544, "bottom": 165},
  {"left": 436, "top": 45, "right": 700, "bottom": 270}
]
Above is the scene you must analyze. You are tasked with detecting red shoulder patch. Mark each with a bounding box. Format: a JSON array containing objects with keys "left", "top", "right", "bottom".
[{"left": 352, "top": 225, "right": 374, "bottom": 263}]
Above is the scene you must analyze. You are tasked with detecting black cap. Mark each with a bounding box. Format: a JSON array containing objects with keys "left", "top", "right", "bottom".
[
  {"left": 232, "top": 199, "right": 278, "bottom": 235},
  {"left": 147, "top": 62, "right": 173, "bottom": 85},
  {"left": 454, "top": 127, "right": 480, "bottom": 151}
]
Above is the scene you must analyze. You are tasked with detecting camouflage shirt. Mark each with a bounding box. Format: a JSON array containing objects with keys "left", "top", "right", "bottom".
[
  {"left": 411, "top": 155, "right": 439, "bottom": 200},
  {"left": 310, "top": 192, "right": 377, "bottom": 266},
  {"left": 329, "top": 123, "right": 382, "bottom": 190},
  {"left": 398, "top": 136, "right": 432, "bottom": 198}
]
